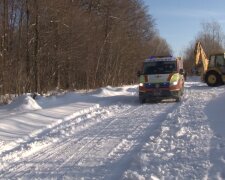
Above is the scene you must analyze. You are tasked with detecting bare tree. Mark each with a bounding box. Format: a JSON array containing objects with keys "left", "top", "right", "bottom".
[
  {"left": 0, "top": 0, "right": 172, "bottom": 102},
  {"left": 183, "top": 20, "right": 225, "bottom": 74},
  {"left": 0, "top": 0, "right": 9, "bottom": 96}
]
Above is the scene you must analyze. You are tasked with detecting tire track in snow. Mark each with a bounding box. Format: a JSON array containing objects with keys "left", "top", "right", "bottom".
[
  {"left": 0, "top": 100, "right": 180, "bottom": 179},
  {"left": 51, "top": 103, "right": 177, "bottom": 179},
  {"left": 0, "top": 104, "right": 134, "bottom": 178},
  {"left": 107, "top": 102, "right": 183, "bottom": 180},
  {"left": 0, "top": 104, "right": 100, "bottom": 157},
  {"left": 0, "top": 105, "right": 110, "bottom": 177},
  {"left": 53, "top": 105, "right": 144, "bottom": 171},
  {"left": 122, "top": 83, "right": 219, "bottom": 179}
]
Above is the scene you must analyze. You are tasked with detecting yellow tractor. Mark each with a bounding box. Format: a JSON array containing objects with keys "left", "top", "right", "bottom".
[{"left": 194, "top": 42, "right": 225, "bottom": 86}]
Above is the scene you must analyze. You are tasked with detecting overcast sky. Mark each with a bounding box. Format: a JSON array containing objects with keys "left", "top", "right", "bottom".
[{"left": 143, "top": 0, "right": 225, "bottom": 56}]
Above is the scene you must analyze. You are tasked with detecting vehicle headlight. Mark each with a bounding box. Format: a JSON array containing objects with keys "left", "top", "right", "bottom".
[
  {"left": 170, "top": 81, "right": 178, "bottom": 86},
  {"left": 139, "top": 83, "right": 144, "bottom": 87}
]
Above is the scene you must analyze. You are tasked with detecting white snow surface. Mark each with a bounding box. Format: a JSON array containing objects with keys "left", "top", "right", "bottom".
[{"left": 0, "top": 77, "right": 225, "bottom": 179}]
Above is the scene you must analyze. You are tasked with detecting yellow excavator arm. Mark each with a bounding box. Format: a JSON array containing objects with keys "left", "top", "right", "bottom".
[{"left": 194, "top": 42, "right": 209, "bottom": 73}]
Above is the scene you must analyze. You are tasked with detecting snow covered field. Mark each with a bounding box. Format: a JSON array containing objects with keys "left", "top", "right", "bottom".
[{"left": 0, "top": 77, "right": 225, "bottom": 179}]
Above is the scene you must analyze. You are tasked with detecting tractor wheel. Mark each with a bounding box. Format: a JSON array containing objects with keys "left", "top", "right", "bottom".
[{"left": 205, "top": 71, "right": 222, "bottom": 87}]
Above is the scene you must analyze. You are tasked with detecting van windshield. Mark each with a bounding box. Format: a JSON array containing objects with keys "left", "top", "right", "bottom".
[{"left": 143, "top": 61, "right": 177, "bottom": 75}]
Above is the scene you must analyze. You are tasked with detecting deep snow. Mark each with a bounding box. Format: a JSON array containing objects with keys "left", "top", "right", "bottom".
[{"left": 0, "top": 77, "right": 225, "bottom": 179}]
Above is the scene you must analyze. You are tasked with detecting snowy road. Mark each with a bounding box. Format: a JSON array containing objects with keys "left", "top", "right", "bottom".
[{"left": 0, "top": 77, "right": 225, "bottom": 179}]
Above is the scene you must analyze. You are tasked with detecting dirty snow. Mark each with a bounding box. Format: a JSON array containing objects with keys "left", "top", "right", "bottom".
[{"left": 0, "top": 77, "right": 225, "bottom": 179}]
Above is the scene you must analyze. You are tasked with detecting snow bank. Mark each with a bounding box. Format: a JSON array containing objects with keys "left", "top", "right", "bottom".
[
  {"left": 205, "top": 91, "right": 225, "bottom": 137},
  {"left": 0, "top": 103, "right": 100, "bottom": 156},
  {"left": 91, "top": 85, "right": 137, "bottom": 97},
  {"left": 205, "top": 90, "right": 225, "bottom": 179},
  {"left": 8, "top": 95, "right": 42, "bottom": 112}
]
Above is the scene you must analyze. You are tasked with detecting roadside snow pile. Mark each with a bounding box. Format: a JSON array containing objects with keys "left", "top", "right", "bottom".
[
  {"left": 8, "top": 95, "right": 42, "bottom": 112},
  {"left": 205, "top": 91, "right": 225, "bottom": 179},
  {"left": 0, "top": 92, "right": 100, "bottom": 155},
  {"left": 92, "top": 85, "right": 137, "bottom": 97},
  {"left": 36, "top": 92, "right": 86, "bottom": 109},
  {"left": 205, "top": 92, "right": 225, "bottom": 137}
]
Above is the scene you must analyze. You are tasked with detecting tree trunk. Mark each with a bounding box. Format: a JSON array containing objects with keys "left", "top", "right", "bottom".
[{"left": 33, "top": 0, "right": 40, "bottom": 94}]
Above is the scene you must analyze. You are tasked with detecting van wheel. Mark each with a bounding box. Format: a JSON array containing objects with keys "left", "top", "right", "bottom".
[
  {"left": 175, "top": 96, "right": 181, "bottom": 102},
  {"left": 139, "top": 97, "right": 146, "bottom": 104},
  {"left": 180, "top": 86, "right": 184, "bottom": 96}
]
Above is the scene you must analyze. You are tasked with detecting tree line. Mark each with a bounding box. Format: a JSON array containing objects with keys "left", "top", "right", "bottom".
[{"left": 0, "top": 0, "right": 171, "bottom": 100}]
